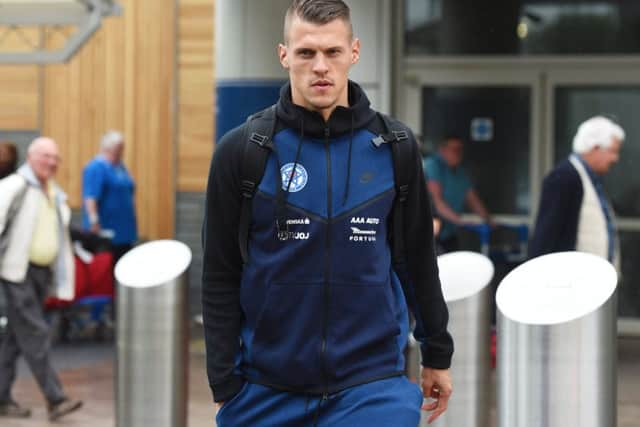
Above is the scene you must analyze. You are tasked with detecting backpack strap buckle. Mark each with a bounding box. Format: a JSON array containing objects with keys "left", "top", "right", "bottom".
[
  {"left": 249, "top": 132, "right": 270, "bottom": 147},
  {"left": 240, "top": 180, "right": 256, "bottom": 199},
  {"left": 398, "top": 184, "right": 409, "bottom": 203},
  {"left": 371, "top": 130, "right": 409, "bottom": 148},
  {"left": 371, "top": 133, "right": 396, "bottom": 148},
  {"left": 393, "top": 130, "right": 409, "bottom": 141}
]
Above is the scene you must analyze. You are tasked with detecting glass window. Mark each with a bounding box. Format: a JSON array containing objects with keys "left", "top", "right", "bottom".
[
  {"left": 421, "top": 86, "right": 531, "bottom": 215},
  {"left": 405, "top": 0, "right": 640, "bottom": 56},
  {"left": 554, "top": 86, "right": 640, "bottom": 217},
  {"left": 0, "top": 131, "right": 37, "bottom": 165}
]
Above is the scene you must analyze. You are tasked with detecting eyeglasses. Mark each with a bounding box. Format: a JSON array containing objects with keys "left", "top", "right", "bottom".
[{"left": 36, "top": 152, "right": 62, "bottom": 163}]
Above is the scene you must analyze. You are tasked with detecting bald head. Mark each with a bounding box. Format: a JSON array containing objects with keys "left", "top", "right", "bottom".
[
  {"left": 28, "top": 137, "right": 60, "bottom": 184},
  {"left": 28, "top": 137, "right": 57, "bottom": 155}
]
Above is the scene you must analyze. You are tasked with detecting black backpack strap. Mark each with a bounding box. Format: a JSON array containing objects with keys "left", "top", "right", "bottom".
[
  {"left": 373, "top": 113, "right": 414, "bottom": 269},
  {"left": 239, "top": 104, "right": 277, "bottom": 264}
]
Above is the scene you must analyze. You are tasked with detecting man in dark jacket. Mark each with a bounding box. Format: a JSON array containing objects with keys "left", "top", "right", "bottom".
[
  {"left": 530, "top": 116, "right": 624, "bottom": 268},
  {"left": 202, "top": 1, "right": 453, "bottom": 425}
]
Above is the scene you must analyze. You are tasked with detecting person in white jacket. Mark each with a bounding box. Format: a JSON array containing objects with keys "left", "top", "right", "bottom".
[{"left": 0, "top": 137, "right": 82, "bottom": 421}]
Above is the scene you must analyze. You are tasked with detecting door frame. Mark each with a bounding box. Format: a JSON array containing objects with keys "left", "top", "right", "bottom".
[
  {"left": 545, "top": 69, "right": 640, "bottom": 335},
  {"left": 393, "top": 0, "right": 640, "bottom": 334},
  {"left": 397, "top": 62, "right": 640, "bottom": 335},
  {"left": 544, "top": 68, "right": 640, "bottom": 229},
  {"left": 397, "top": 63, "right": 543, "bottom": 225}
]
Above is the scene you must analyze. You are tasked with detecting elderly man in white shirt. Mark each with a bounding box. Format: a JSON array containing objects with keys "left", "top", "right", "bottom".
[{"left": 0, "top": 137, "right": 82, "bottom": 421}]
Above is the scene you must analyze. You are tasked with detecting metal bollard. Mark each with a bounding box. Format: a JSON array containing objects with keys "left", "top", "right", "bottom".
[
  {"left": 114, "top": 240, "right": 192, "bottom": 427},
  {"left": 496, "top": 252, "right": 617, "bottom": 427},
  {"left": 421, "top": 251, "right": 494, "bottom": 427}
]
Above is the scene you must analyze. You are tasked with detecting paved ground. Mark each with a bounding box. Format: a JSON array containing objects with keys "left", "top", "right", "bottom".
[
  {"left": 5, "top": 340, "right": 216, "bottom": 427},
  {"left": 3, "top": 336, "right": 640, "bottom": 426}
]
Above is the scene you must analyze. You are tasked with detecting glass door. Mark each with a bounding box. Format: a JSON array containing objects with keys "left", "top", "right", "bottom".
[
  {"left": 546, "top": 69, "right": 640, "bottom": 331},
  {"left": 398, "top": 65, "right": 542, "bottom": 224},
  {"left": 398, "top": 64, "right": 640, "bottom": 332}
]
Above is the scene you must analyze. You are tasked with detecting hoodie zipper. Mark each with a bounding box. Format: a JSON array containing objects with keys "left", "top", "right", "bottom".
[{"left": 321, "top": 125, "right": 331, "bottom": 399}]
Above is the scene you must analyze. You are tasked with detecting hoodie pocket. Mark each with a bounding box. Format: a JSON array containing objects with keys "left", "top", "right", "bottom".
[
  {"left": 250, "top": 281, "right": 324, "bottom": 389},
  {"left": 216, "top": 381, "right": 248, "bottom": 417},
  {"left": 327, "top": 280, "right": 401, "bottom": 381}
]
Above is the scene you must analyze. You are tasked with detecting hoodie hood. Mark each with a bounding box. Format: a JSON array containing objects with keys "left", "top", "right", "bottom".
[
  {"left": 17, "top": 162, "right": 43, "bottom": 188},
  {"left": 17, "top": 162, "right": 67, "bottom": 204},
  {"left": 276, "top": 80, "right": 377, "bottom": 139}
]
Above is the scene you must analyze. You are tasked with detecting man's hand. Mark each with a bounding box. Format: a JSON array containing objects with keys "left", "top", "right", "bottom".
[
  {"left": 215, "top": 402, "right": 224, "bottom": 410},
  {"left": 432, "top": 218, "right": 442, "bottom": 236},
  {"left": 421, "top": 367, "right": 452, "bottom": 424}
]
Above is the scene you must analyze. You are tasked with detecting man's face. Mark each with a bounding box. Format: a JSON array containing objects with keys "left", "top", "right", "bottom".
[
  {"left": 592, "top": 138, "right": 622, "bottom": 174},
  {"left": 279, "top": 16, "right": 360, "bottom": 119},
  {"left": 110, "top": 143, "right": 125, "bottom": 163},
  {"left": 440, "top": 139, "right": 464, "bottom": 168},
  {"left": 29, "top": 141, "right": 60, "bottom": 182}
]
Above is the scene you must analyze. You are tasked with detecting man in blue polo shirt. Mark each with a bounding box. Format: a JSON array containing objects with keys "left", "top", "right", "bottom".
[
  {"left": 82, "top": 130, "right": 137, "bottom": 263},
  {"left": 424, "top": 136, "right": 493, "bottom": 252}
]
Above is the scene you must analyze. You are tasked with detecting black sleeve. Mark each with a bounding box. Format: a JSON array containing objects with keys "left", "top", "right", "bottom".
[
  {"left": 201, "top": 125, "right": 247, "bottom": 402},
  {"left": 529, "top": 165, "right": 582, "bottom": 259},
  {"left": 404, "top": 134, "right": 454, "bottom": 369}
]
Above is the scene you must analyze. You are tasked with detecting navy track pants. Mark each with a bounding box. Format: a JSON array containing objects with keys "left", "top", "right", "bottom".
[{"left": 215, "top": 376, "right": 423, "bottom": 427}]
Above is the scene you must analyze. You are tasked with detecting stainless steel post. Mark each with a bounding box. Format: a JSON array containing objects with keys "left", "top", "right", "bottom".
[
  {"left": 496, "top": 252, "right": 618, "bottom": 427},
  {"left": 421, "top": 251, "right": 494, "bottom": 427},
  {"left": 114, "top": 240, "right": 192, "bottom": 427}
]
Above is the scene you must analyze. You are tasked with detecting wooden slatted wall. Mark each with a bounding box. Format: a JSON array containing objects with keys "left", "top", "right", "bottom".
[
  {"left": 0, "top": 28, "right": 40, "bottom": 129},
  {"left": 0, "top": 65, "right": 39, "bottom": 129},
  {"left": 177, "top": 0, "right": 214, "bottom": 192},
  {"left": 0, "top": 0, "right": 215, "bottom": 238},
  {"left": 41, "top": 0, "right": 177, "bottom": 239}
]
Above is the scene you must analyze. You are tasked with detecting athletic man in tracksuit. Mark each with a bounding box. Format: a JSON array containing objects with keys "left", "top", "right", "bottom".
[{"left": 202, "top": 1, "right": 453, "bottom": 425}]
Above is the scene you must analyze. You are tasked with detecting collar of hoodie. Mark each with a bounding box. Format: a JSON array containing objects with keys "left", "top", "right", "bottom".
[
  {"left": 274, "top": 81, "right": 376, "bottom": 211},
  {"left": 276, "top": 80, "right": 376, "bottom": 139}
]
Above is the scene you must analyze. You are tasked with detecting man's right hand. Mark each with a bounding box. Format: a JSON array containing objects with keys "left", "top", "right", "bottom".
[{"left": 421, "top": 367, "right": 453, "bottom": 424}]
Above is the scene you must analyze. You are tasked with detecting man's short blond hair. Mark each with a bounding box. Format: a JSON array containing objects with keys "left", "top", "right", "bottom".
[{"left": 283, "top": 0, "right": 352, "bottom": 44}]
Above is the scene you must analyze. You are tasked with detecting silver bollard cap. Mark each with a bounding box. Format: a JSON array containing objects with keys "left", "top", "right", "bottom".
[
  {"left": 438, "top": 251, "right": 494, "bottom": 302},
  {"left": 115, "top": 240, "right": 192, "bottom": 288},
  {"left": 496, "top": 251, "right": 617, "bottom": 325}
]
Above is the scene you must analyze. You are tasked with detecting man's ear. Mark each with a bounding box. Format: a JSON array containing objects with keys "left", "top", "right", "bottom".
[
  {"left": 351, "top": 38, "right": 361, "bottom": 65},
  {"left": 278, "top": 44, "right": 289, "bottom": 69}
]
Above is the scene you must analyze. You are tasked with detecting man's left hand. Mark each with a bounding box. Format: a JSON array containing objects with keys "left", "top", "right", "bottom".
[{"left": 420, "top": 367, "right": 452, "bottom": 424}]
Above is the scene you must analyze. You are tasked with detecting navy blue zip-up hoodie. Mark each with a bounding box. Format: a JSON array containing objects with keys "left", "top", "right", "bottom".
[{"left": 202, "top": 81, "right": 453, "bottom": 402}]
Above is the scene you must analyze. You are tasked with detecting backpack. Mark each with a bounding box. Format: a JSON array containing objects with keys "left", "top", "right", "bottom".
[{"left": 237, "top": 104, "right": 415, "bottom": 273}]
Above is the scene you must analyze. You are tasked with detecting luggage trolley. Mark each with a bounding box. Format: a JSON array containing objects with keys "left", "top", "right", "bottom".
[
  {"left": 462, "top": 222, "right": 528, "bottom": 261},
  {"left": 46, "top": 230, "right": 115, "bottom": 341}
]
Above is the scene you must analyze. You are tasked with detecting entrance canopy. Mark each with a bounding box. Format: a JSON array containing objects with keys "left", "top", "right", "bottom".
[{"left": 0, "top": 0, "right": 121, "bottom": 63}]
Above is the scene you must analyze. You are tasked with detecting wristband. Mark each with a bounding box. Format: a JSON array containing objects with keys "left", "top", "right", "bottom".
[{"left": 89, "top": 212, "right": 99, "bottom": 225}]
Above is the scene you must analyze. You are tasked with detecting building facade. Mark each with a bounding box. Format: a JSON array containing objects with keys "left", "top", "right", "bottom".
[{"left": 215, "top": 0, "right": 640, "bottom": 332}]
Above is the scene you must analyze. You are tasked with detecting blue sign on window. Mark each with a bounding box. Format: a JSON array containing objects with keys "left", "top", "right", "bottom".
[{"left": 471, "top": 117, "right": 494, "bottom": 142}]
